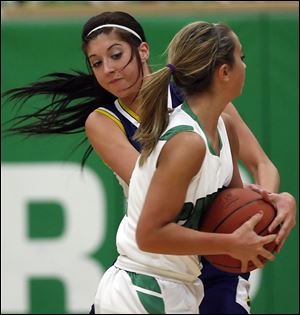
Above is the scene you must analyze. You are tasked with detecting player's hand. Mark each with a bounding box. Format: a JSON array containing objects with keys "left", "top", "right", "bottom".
[
  {"left": 231, "top": 212, "right": 276, "bottom": 272},
  {"left": 246, "top": 184, "right": 296, "bottom": 253}
]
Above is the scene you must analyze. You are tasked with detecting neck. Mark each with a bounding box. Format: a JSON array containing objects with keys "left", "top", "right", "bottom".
[
  {"left": 119, "top": 95, "right": 141, "bottom": 114},
  {"left": 185, "top": 93, "right": 227, "bottom": 138}
]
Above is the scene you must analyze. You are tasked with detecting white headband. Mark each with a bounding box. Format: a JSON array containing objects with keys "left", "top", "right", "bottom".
[{"left": 87, "top": 24, "right": 142, "bottom": 42}]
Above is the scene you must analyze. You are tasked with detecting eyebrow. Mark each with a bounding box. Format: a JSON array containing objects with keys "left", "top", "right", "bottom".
[{"left": 88, "top": 43, "right": 122, "bottom": 59}]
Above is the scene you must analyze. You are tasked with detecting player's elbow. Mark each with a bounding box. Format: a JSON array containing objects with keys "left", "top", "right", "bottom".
[
  {"left": 136, "top": 223, "right": 156, "bottom": 252},
  {"left": 136, "top": 225, "right": 149, "bottom": 251}
]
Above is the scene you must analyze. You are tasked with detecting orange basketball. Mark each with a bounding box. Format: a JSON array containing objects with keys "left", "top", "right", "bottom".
[{"left": 199, "top": 187, "right": 279, "bottom": 273}]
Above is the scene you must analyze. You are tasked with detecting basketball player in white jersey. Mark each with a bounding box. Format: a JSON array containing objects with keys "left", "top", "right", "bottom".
[{"left": 92, "top": 21, "right": 277, "bottom": 314}]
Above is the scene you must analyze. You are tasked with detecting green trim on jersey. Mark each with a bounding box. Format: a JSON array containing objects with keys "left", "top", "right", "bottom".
[
  {"left": 182, "top": 101, "right": 223, "bottom": 156},
  {"left": 175, "top": 189, "right": 221, "bottom": 230},
  {"left": 127, "top": 271, "right": 165, "bottom": 314},
  {"left": 160, "top": 125, "right": 194, "bottom": 141}
]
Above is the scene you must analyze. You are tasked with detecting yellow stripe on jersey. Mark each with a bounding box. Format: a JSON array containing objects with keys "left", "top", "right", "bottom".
[
  {"left": 95, "top": 108, "right": 126, "bottom": 134},
  {"left": 118, "top": 99, "right": 141, "bottom": 122}
]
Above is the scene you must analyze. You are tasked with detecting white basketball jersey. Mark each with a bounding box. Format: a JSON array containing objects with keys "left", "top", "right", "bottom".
[{"left": 115, "top": 102, "right": 233, "bottom": 283}]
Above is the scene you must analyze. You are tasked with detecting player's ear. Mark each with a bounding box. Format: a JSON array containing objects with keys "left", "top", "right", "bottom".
[
  {"left": 218, "top": 64, "right": 230, "bottom": 82},
  {"left": 139, "top": 42, "right": 149, "bottom": 63}
]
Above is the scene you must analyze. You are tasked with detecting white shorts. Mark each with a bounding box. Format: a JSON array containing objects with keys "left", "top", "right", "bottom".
[{"left": 94, "top": 266, "right": 203, "bottom": 314}]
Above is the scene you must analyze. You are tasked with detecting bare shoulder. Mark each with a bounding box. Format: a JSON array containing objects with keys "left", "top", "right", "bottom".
[
  {"left": 165, "top": 131, "right": 205, "bottom": 153},
  {"left": 223, "top": 102, "right": 238, "bottom": 115},
  {"left": 221, "top": 111, "right": 233, "bottom": 126},
  {"left": 221, "top": 112, "right": 239, "bottom": 156},
  {"left": 85, "top": 110, "right": 108, "bottom": 131},
  {"left": 221, "top": 112, "right": 236, "bottom": 138},
  {"left": 159, "top": 131, "right": 206, "bottom": 176},
  {"left": 85, "top": 110, "right": 123, "bottom": 137}
]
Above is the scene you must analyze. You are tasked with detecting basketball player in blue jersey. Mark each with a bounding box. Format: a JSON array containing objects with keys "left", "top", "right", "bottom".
[{"left": 3, "top": 11, "right": 296, "bottom": 314}]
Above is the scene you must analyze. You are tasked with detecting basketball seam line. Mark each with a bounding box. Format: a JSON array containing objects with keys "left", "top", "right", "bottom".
[{"left": 212, "top": 198, "right": 264, "bottom": 232}]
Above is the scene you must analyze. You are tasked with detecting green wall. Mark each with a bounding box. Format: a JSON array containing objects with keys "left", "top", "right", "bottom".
[{"left": 1, "top": 13, "right": 298, "bottom": 314}]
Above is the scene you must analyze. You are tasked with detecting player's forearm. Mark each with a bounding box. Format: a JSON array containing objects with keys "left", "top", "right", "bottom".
[
  {"left": 249, "top": 160, "right": 280, "bottom": 193},
  {"left": 223, "top": 103, "right": 280, "bottom": 193},
  {"left": 136, "top": 222, "right": 234, "bottom": 256}
]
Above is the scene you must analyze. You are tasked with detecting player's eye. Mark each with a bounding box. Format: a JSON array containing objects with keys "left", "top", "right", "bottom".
[
  {"left": 91, "top": 60, "right": 102, "bottom": 68},
  {"left": 111, "top": 52, "right": 122, "bottom": 60}
]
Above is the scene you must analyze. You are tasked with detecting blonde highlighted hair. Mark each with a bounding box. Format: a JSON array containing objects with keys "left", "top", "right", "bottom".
[{"left": 135, "top": 21, "right": 235, "bottom": 165}]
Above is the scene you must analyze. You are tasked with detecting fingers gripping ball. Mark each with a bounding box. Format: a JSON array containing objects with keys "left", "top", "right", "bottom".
[{"left": 199, "top": 188, "right": 279, "bottom": 273}]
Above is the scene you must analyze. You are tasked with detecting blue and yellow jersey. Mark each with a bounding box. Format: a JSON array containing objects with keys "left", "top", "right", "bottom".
[{"left": 94, "top": 82, "right": 183, "bottom": 151}]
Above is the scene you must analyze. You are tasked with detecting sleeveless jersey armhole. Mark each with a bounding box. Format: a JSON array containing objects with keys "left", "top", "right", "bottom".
[
  {"left": 158, "top": 125, "right": 202, "bottom": 181},
  {"left": 159, "top": 125, "right": 195, "bottom": 142},
  {"left": 95, "top": 108, "right": 126, "bottom": 134}
]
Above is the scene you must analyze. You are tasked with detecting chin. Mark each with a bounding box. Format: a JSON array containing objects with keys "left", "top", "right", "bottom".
[
  {"left": 115, "top": 91, "right": 130, "bottom": 99},
  {"left": 117, "top": 88, "right": 137, "bottom": 100}
]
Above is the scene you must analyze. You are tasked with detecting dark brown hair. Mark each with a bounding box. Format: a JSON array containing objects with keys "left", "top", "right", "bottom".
[{"left": 2, "top": 11, "right": 147, "bottom": 167}]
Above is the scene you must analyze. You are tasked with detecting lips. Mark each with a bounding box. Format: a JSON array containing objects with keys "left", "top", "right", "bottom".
[{"left": 109, "top": 78, "right": 123, "bottom": 84}]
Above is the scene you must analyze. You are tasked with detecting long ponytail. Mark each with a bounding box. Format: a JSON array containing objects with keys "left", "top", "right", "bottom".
[
  {"left": 135, "top": 22, "right": 235, "bottom": 166},
  {"left": 134, "top": 67, "right": 172, "bottom": 165},
  {"left": 2, "top": 71, "right": 116, "bottom": 167}
]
